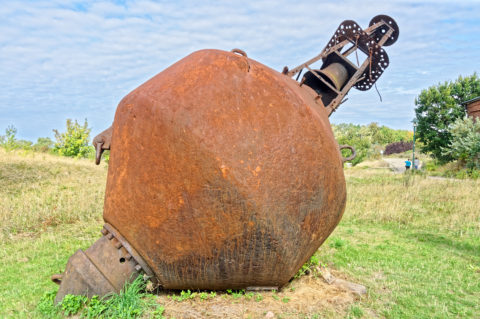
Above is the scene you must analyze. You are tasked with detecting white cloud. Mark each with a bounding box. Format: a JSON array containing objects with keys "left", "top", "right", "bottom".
[{"left": 0, "top": 0, "right": 479, "bottom": 139}]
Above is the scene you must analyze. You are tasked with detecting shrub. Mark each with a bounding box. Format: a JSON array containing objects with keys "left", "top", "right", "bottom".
[
  {"left": 384, "top": 141, "right": 413, "bottom": 155},
  {"left": 0, "top": 125, "right": 19, "bottom": 151},
  {"left": 294, "top": 253, "right": 321, "bottom": 278},
  {"left": 0, "top": 127, "right": 52, "bottom": 152},
  {"left": 442, "top": 117, "right": 480, "bottom": 169},
  {"left": 37, "top": 276, "right": 161, "bottom": 318},
  {"left": 16, "top": 139, "right": 33, "bottom": 150},
  {"left": 424, "top": 160, "right": 439, "bottom": 172},
  {"left": 60, "top": 294, "right": 88, "bottom": 316},
  {"left": 33, "top": 137, "right": 54, "bottom": 152},
  {"left": 53, "top": 119, "right": 93, "bottom": 158}
]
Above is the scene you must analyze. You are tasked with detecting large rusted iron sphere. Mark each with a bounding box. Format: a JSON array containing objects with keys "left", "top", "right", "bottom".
[
  {"left": 105, "top": 49, "right": 346, "bottom": 289},
  {"left": 54, "top": 49, "right": 346, "bottom": 302}
]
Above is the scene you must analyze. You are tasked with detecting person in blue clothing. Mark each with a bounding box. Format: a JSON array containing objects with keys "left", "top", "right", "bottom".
[{"left": 405, "top": 159, "right": 412, "bottom": 170}]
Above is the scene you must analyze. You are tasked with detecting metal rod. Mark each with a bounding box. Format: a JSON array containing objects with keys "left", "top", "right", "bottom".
[
  {"left": 377, "top": 28, "right": 394, "bottom": 47},
  {"left": 412, "top": 124, "right": 416, "bottom": 170},
  {"left": 364, "top": 21, "right": 384, "bottom": 34},
  {"left": 295, "top": 68, "right": 303, "bottom": 81},
  {"left": 287, "top": 39, "right": 350, "bottom": 77},
  {"left": 342, "top": 43, "right": 358, "bottom": 58}
]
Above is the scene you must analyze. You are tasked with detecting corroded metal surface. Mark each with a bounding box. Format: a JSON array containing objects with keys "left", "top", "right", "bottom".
[
  {"left": 53, "top": 224, "right": 150, "bottom": 303},
  {"left": 369, "top": 15, "right": 400, "bottom": 46},
  {"left": 286, "top": 15, "right": 399, "bottom": 114},
  {"left": 103, "top": 49, "right": 346, "bottom": 290},
  {"left": 54, "top": 15, "right": 400, "bottom": 301},
  {"left": 93, "top": 126, "right": 112, "bottom": 164}
]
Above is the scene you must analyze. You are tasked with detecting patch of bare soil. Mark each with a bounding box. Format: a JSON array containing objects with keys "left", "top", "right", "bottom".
[{"left": 154, "top": 269, "right": 365, "bottom": 318}]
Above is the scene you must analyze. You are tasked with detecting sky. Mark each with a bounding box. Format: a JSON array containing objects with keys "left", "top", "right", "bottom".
[{"left": 1, "top": 0, "right": 480, "bottom": 141}]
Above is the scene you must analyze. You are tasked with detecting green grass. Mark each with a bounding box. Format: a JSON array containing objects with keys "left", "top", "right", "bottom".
[
  {"left": 36, "top": 276, "right": 164, "bottom": 318},
  {"left": 0, "top": 149, "right": 106, "bottom": 240},
  {"left": 0, "top": 149, "right": 105, "bottom": 317},
  {"left": 316, "top": 167, "right": 480, "bottom": 318},
  {"left": 0, "top": 222, "right": 100, "bottom": 317},
  {"left": 319, "top": 222, "right": 480, "bottom": 318},
  {"left": 1, "top": 148, "right": 479, "bottom": 318}
]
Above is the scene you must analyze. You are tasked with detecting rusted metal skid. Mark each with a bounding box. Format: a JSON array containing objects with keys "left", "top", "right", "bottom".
[
  {"left": 53, "top": 15, "right": 399, "bottom": 302},
  {"left": 52, "top": 224, "right": 156, "bottom": 304}
]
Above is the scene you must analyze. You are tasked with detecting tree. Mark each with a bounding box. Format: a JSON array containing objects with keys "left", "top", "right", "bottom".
[
  {"left": 442, "top": 117, "right": 480, "bottom": 170},
  {"left": 368, "top": 122, "right": 411, "bottom": 145},
  {"left": 414, "top": 73, "right": 480, "bottom": 161},
  {"left": 33, "top": 137, "right": 54, "bottom": 152},
  {"left": 53, "top": 119, "right": 92, "bottom": 158},
  {"left": 0, "top": 125, "right": 19, "bottom": 151}
]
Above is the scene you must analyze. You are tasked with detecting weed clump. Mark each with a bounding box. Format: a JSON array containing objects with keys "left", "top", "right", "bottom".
[
  {"left": 36, "top": 290, "right": 58, "bottom": 317},
  {"left": 168, "top": 289, "right": 218, "bottom": 302},
  {"left": 60, "top": 294, "right": 88, "bottom": 316},
  {"left": 36, "top": 276, "right": 164, "bottom": 318},
  {"left": 294, "top": 254, "right": 322, "bottom": 278}
]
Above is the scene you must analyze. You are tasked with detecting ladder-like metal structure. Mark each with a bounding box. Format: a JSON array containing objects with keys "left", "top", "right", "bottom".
[{"left": 282, "top": 15, "right": 399, "bottom": 116}]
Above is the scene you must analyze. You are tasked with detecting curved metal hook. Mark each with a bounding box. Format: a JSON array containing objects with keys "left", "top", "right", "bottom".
[
  {"left": 231, "top": 48, "right": 250, "bottom": 72},
  {"left": 51, "top": 273, "right": 63, "bottom": 285},
  {"left": 339, "top": 145, "right": 356, "bottom": 163},
  {"left": 95, "top": 142, "right": 104, "bottom": 165}
]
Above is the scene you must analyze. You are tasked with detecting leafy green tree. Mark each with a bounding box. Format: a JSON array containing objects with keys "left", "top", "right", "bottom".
[
  {"left": 414, "top": 73, "right": 480, "bottom": 161},
  {"left": 33, "top": 137, "right": 54, "bottom": 152},
  {"left": 442, "top": 117, "right": 480, "bottom": 169},
  {"left": 368, "top": 122, "right": 411, "bottom": 145},
  {"left": 16, "top": 139, "right": 33, "bottom": 150},
  {"left": 53, "top": 119, "right": 92, "bottom": 158}
]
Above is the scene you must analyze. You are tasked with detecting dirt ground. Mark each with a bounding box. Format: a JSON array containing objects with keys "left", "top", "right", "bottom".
[
  {"left": 154, "top": 269, "right": 365, "bottom": 319},
  {"left": 383, "top": 158, "right": 407, "bottom": 173}
]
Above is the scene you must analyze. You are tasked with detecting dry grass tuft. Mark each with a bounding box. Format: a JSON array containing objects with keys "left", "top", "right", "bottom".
[
  {"left": 344, "top": 167, "right": 480, "bottom": 233},
  {"left": 156, "top": 273, "right": 361, "bottom": 319},
  {"left": 0, "top": 149, "right": 106, "bottom": 241}
]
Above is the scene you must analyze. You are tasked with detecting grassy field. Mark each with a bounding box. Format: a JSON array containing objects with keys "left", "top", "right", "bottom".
[{"left": 0, "top": 149, "right": 479, "bottom": 318}]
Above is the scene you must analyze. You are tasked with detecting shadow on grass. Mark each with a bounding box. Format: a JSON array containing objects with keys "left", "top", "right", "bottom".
[{"left": 411, "top": 232, "right": 479, "bottom": 257}]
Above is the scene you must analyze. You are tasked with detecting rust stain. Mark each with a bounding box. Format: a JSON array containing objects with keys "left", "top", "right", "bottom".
[{"left": 220, "top": 165, "right": 229, "bottom": 178}]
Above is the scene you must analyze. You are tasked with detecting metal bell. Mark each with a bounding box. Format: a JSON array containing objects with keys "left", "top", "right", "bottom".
[{"left": 318, "top": 62, "right": 349, "bottom": 91}]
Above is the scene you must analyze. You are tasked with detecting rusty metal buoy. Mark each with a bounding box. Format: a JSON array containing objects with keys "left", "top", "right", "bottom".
[{"left": 53, "top": 15, "right": 399, "bottom": 303}]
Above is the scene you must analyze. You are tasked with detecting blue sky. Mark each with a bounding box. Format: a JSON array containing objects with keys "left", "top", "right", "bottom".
[{"left": 1, "top": 0, "right": 480, "bottom": 141}]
